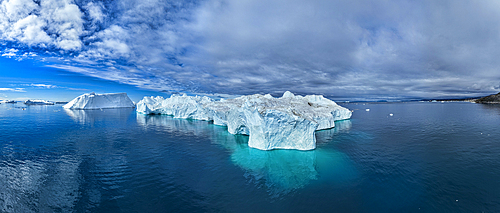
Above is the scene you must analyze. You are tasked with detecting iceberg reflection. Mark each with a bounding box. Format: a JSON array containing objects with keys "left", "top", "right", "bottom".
[
  {"left": 230, "top": 146, "right": 318, "bottom": 190},
  {"left": 137, "top": 113, "right": 226, "bottom": 136},
  {"left": 315, "top": 120, "right": 352, "bottom": 143},
  {"left": 230, "top": 146, "right": 357, "bottom": 192},
  {"left": 137, "top": 114, "right": 357, "bottom": 192},
  {"left": 64, "top": 108, "right": 134, "bottom": 124}
]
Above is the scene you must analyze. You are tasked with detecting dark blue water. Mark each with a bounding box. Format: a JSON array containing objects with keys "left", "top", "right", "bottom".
[{"left": 1, "top": 102, "right": 499, "bottom": 212}]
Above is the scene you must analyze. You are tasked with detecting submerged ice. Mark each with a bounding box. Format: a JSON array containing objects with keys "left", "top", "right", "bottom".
[
  {"left": 136, "top": 91, "right": 352, "bottom": 150},
  {"left": 63, "top": 92, "right": 135, "bottom": 110}
]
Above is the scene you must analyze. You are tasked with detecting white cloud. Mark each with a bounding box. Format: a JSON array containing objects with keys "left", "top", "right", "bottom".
[
  {"left": 0, "top": 0, "right": 84, "bottom": 50},
  {"left": 24, "top": 84, "right": 58, "bottom": 89},
  {"left": 45, "top": 64, "right": 185, "bottom": 92},
  {"left": 84, "top": 25, "right": 131, "bottom": 58},
  {"left": 0, "top": 88, "right": 26, "bottom": 92},
  {"left": 1, "top": 48, "right": 19, "bottom": 57},
  {"left": 11, "top": 15, "right": 52, "bottom": 45},
  {"left": 0, "top": 0, "right": 38, "bottom": 25},
  {"left": 84, "top": 2, "right": 105, "bottom": 23},
  {"left": 1, "top": 52, "right": 16, "bottom": 57},
  {"left": 42, "top": 0, "right": 84, "bottom": 50}
]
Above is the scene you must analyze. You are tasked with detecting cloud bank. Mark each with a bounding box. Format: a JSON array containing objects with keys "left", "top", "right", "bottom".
[
  {"left": 0, "top": 87, "right": 25, "bottom": 92},
  {"left": 1, "top": 0, "right": 500, "bottom": 100}
]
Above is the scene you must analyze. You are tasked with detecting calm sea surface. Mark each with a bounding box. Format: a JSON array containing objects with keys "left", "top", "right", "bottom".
[{"left": 0, "top": 102, "right": 499, "bottom": 212}]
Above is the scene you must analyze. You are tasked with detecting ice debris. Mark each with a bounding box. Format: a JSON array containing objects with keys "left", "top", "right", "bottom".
[
  {"left": 136, "top": 91, "right": 352, "bottom": 150},
  {"left": 63, "top": 92, "right": 135, "bottom": 110}
]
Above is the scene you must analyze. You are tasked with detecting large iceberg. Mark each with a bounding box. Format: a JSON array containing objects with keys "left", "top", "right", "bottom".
[
  {"left": 63, "top": 92, "right": 135, "bottom": 110},
  {"left": 137, "top": 91, "right": 351, "bottom": 150}
]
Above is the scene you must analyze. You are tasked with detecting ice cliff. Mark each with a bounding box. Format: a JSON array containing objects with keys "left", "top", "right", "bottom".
[
  {"left": 136, "top": 91, "right": 352, "bottom": 150},
  {"left": 63, "top": 92, "right": 135, "bottom": 110}
]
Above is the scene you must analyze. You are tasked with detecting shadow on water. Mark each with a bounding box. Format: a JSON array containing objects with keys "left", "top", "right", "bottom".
[{"left": 137, "top": 114, "right": 358, "bottom": 194}]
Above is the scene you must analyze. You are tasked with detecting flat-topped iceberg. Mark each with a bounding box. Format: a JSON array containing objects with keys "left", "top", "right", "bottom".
[
  {"left": 137, "top": 91, "right": 351, "bottom": 150},
  {"left": 24, "top": 100, "right": 54, "bottom": 105},
  {"left": 63, "top": 92, "right": 135, "bottom": 110}
]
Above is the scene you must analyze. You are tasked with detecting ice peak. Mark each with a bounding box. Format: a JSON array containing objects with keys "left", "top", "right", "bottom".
[{"left": 282, "top": 91, "right": 295, "bottom": 98}]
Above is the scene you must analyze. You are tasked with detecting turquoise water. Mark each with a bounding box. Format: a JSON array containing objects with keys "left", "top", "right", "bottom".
[{"left": 0, "top": 102, "right": 499, "bottom": 212}]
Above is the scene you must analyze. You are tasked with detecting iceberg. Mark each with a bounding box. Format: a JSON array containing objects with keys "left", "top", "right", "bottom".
[
  {"left": 24, "top": 100, "right": 54, "bottom": 105},
  {"left": 137, "top": 91, "right": 352, "bottom": 150},
  {"left": 63, "top": 92, "right": 135, "bottom": 110},
  {"left": 1, "top": 100, "right": 16, "bottom": 103}
]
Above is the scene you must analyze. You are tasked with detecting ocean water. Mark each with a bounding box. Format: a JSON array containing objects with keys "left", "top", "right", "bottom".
[{"left": 0, "top": 102, "right": 499, "bottom": 212}]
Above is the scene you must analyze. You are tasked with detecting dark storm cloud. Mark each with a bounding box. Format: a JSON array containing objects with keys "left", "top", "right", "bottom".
[{"left": 1, "top": 0, "right": 500, "bottom": 100}]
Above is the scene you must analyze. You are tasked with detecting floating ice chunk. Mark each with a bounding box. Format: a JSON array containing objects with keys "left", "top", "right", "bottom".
[
  {"left": 24, "top": 100, "right": 54, "bottom": 105},
  {"left": 366, "top": 109, "right": 370, "bottom": 111},
  {"left": 137, "top": 91, "right": 352, "bottom": 151},
  {"left": 63, "top": 92, "right": 135, "bottom": 110},
  {"left": 389, "top": 113, "right": 393, "bottom": 116}
]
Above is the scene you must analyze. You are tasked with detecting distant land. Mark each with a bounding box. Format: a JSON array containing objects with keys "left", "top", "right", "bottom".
[
  {"left": 474, "top": 92, "right": 500, "bottom": 104},
  {"left": 421, "top": 97, "right": 480, "bottom": 102},
  {"left": 425, "top": 92, "right": 500, "bottom": 103}
]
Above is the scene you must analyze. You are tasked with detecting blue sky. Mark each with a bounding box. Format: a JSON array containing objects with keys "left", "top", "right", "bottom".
[
  {"left": 0, "top": 55, "right": 164, "bottom": 102},
  {"left": 1, "top": 0, "right": 500, "bottom": 102}
]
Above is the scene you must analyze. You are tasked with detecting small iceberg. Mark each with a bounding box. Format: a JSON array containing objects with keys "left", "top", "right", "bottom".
[
  {"left": 63, "top": 92, "right": 135, "bottom": 110},
  {"left": 137, "top": 91, "right": 352, "bottom": 151},
  {"left": 1, "top": 100, "right": 16, "bottom": 104},
  {"left": 24, "top": 100, "right": 54, "bottom": 105}
]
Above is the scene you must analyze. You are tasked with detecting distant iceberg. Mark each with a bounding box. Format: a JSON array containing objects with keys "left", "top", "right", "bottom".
[
  {"left": 1, "top": 100, "right": 16, "bottom": 104},
  {"left": 24, "top": 100, "right": 54, "bottom": 105},
  {"left": 136, "top": 91, "right": 352, "bottom": 150},
  {"left": 63, "top": 92, "right": 135, "bottom": 110}
]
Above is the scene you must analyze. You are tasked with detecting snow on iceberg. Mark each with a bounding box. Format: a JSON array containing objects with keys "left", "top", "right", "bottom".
[
  {"left": 24, "top": 100, "right": 54, "bottom": 105},
  {"left": 136, "top": 91, "right": 352, "bottom": 150},
  {"left": 63, "top": 92, "right": 135, "bottom": 110}
]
